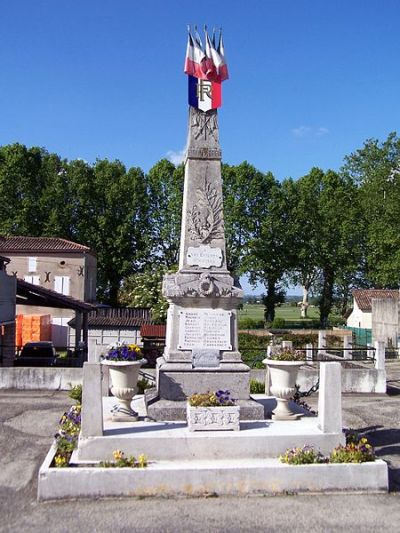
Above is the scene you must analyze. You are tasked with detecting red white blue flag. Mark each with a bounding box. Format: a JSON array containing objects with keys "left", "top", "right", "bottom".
[
  {"left": 184, "top": 26, "right": 228, "bottom": 111},
  {"left": 188, "top": 75, "right": 221, "bottom": 111}
]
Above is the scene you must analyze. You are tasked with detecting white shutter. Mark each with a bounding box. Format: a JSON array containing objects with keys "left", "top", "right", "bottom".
[
  {"left": 63, "top": 276, "right": 70, "bottom": 296},
  {"left": 54, "top": 276, "right": 70, "bottom": 295},
  {"left": 32, "top": 276, "right": 40, "bottom": 286},
  {"left": 54, "top": 276, "right": 63, "bottom": 294},
  {"left": 28, "top": 257, "right": 37, "bottom": 272},
  {"left": 24, "top": 275, "right": 33, "bottom": 283}
]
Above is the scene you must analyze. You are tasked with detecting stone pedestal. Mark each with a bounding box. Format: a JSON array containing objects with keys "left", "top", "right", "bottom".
[{"left": 148, "top": 107, "right": 263, "bottom": 420}]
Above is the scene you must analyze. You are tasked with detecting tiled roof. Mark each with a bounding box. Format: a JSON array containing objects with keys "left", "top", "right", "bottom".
[
  {"left": 140, "top": 324, "right": 166, "bottom": 338},
  {"left": 69, "top": 307, "right": 152, "bottom": 328},
  {"left": 352, "top": 289, "right": 399, "bottom": 312},
  {"left": 16, "top": 278, "right": 96, "bottom": 311},
  {"left": 0, "top": 236, "right": 95, "bottom": 255}
]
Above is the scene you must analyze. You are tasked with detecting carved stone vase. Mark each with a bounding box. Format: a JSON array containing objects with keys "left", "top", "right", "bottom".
[
  {"left": 187, "top": 404, "right": 240, "bottom": 431},
  {"left": 101, "top": 359, "right": 146, "bottom": 422},
  {"left": 263, "top": 359, "right": 304, "bottom": 421}
]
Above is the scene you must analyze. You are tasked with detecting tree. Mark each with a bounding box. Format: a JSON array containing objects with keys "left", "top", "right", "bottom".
[
  {"left": 147, "top": 159, "right": 183, "bottom": 268},
  {"left": 0, "top": 143, "right": 52, "bottom": 235},
  {"left": 342, "top": 132, "right": 400, "bottom": 287},
  {"left": 222, "top": 162, "right": 266, "bottom": 278},
  {"left": 119, "top": 266, "right": 175, "bottom": 323},
  {"left": 294, "top": 168, "right": 363, "bottom": 326}
]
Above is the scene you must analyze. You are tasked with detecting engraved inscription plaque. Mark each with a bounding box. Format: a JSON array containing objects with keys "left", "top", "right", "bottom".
[
  {"left": 178, "top": 309, "right": 232, "bottom": 350},
  {"left": 192, "top": 348, "right": 220, "bottom": 368},
  {"left": 187, "top": 244, "right": 223, "bottom": 268}
]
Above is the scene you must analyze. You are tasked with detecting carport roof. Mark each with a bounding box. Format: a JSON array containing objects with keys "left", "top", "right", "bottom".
[{"left": 16, "top": 278, "right": 95, "bottom": 311}]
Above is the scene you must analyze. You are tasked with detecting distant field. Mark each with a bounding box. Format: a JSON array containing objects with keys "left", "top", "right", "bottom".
[{"left": 239, "top": 303, "right": 320, "bottom": 322}]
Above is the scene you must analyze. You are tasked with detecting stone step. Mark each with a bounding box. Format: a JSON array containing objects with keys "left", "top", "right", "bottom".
[{"left": 39, "top": 445, "right": 389, "bottom": 500}]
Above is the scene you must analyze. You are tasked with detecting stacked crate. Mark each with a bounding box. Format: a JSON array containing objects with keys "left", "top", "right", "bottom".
[{"left": 16, "top": 314, "right": 52, "bottom": 346}]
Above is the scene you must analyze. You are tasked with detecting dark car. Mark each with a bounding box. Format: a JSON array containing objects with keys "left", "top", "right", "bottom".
[{"left": 14, "top": 341, "right": 57, "bottom": 367}]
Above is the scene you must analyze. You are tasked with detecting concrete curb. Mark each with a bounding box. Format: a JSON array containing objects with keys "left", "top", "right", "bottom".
[
  {"left": 38, "top": 443, "right": 388, "bottom": 500},
  {"left": 0, "top": 367, "right": 82, "bottom": 390}
]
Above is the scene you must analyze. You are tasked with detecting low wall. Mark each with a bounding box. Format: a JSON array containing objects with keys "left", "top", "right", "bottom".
[
  {"left": 0, "top": 367, "right": 82, "bottom": 390},
  {"left": 0, "top": 365, "right": 386, "bottom": 393},
  {"left": 250, "top": 364, "right": 386, "bottom": 394}
]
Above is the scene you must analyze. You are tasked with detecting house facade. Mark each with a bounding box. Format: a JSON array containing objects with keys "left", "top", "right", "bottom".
[
  {"left": 0, "top": 236, "right": 97, "bottom": 347},
  {"left": 347, "top": 289, "right": 399, "bottom": 329}
]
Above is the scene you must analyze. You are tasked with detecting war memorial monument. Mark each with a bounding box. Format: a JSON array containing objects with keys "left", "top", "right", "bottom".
[{"left": 37, "top": 27, "right": 388, "bottom": 499}]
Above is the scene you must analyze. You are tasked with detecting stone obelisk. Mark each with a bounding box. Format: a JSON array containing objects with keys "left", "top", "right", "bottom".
[{"left": 147, "top": 105, "right": 263, "bottom": 420}]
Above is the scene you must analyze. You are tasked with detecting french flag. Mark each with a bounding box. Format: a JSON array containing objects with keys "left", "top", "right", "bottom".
[
  {"left": 184, "top": 32, "right": 207, "bottom": 80},
  {"left": 188, "top": 75, "right": 221, "bottom": 111}
]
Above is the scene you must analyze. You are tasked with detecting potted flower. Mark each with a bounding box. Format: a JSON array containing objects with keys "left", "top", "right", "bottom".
[
  {"left": 187, "top": 390, "right": 240, "bottom": 431},
  {"left": 263, "top": 348, "right": 305, "bottom": 421},
  {"left": 101, "top": 341, "right": 146, "bottom": 422}
]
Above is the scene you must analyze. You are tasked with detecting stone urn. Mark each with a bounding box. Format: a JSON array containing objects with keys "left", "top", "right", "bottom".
[
  {"left": 101, "top": 359, "right": 146, "bottom": 421},
  {"left": 263, "top": 359, "right": 304, "bottom": 420}
]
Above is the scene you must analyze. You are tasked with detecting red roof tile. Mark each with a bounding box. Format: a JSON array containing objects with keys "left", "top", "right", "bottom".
[
  {"left": 140, "top": 324, "right": 166, "bottom": 338},
  {"left": 0, "top": 236, "right": 95, "bottom": 255},
  {"left": 352, "top": 289, "right": 399, "bottom": 312},
  {"left": 69, "top": 307, "right": 152, "bottom": 328}
]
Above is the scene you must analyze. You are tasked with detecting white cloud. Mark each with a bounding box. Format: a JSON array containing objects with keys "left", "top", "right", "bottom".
[
  {"left": 316, "top": 127, "right": 329, "bottom": 137},
  {"left": 166, "top": 148, "right": 185, "bottom": 165},
  {"left": 291, "top": 126, "right": 311, "bottom": 138},
  {"left": 291, "top": 126, "right": 330, "bottom": 138}
]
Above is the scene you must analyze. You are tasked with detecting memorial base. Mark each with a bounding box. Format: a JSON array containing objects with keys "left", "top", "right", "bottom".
[{"left": 146, "top": 357, "right": 265, "bottom": 421}]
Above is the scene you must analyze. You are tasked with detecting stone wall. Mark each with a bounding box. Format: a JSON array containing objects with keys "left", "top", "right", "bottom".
[{"left": 372, "top": 298, "right": 398, "bottom": 346}]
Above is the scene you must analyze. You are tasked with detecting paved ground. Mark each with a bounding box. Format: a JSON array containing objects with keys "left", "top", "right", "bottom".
[{"left": 1, "top": 362, "right": 400, "bottom": 532}]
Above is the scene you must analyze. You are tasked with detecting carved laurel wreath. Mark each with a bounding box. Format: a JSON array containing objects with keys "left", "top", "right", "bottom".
[{"left": 188, "top": 175, "right": 224, "bottom": 243}]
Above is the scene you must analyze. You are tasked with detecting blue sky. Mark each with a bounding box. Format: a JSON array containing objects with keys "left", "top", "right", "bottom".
[{"left": 1, "top": 1, "right": 399, "bottom": 294}]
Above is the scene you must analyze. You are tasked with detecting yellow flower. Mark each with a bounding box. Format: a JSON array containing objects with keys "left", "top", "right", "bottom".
[
  {"left": 113, "top": 449, "right": 124, "bottom": 461},
  {"left": 138, "top": 454, "right": 148, "bottom": 468},
  {"left": 55, "top": 455, "right": 68, "bottom": 467}
]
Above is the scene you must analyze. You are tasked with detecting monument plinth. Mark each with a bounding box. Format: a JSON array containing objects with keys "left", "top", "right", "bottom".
[{"left": 147, "top": 105, "right": 263, "bottom": 420}]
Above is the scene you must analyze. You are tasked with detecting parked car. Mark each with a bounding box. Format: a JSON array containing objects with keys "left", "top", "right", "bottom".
[{"left": 14, "top": 341, "right": 57, "bottom": 367}]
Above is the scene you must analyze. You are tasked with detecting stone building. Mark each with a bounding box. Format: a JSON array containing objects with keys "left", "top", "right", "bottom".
[{"left": 0, "top": 236, "right": 97, "bottom": 347}]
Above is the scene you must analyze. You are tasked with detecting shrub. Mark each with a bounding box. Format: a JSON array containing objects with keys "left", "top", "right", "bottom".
[
  {"left": 137, "top": 378, "right": 153, "bottom": 394},
  {"left": 250, "top": 379, "right": 265, "bottom": 394},
  {"left": 271, "top": 317, "right": 286, "bottom": 329},
  {"left": 328, "top": 315, "right": 346, "bottom": 327},
  {"left": 68, "top": 384, "right": 82, "bottom": 404},
  {"left": 281, "top": 333, "right": 318, "bottom": 348},
  {"left": 279, "top": 446, "right": 325, "bottom": 465},
  {"left": 239, "top": 333, "right": 268, "bottom": 369}
]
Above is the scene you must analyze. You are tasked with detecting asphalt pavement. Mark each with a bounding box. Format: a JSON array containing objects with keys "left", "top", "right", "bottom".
[{"left": 1, "top": 362, "right": 400, "bottom": 532}]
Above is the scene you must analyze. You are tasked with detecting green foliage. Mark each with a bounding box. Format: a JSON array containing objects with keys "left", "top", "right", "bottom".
[
  {"left": 330, "top": 437, "right": 375, "bottom": 463},
  {"left": 68, "top": 384, "right": 82, "bottom": 404},
  {"left": 147, "top": 159, "right": 183, "bottom": 268},
  {"left": 118, "top": 266, "right": 175, "bottom": 323},
  {"left": 239, "top": 317, "right": 265, "bottom": 329},
  {"left": 268, "top": 349, "right": 306, "bottom": 361},
  {"left": 238, "top": 333, "right": 268, "bottom": 368},
  {"left": 279, "top": 446, "right": 325, "bottom": 465},
  {"left": 188, "top": 390, "right": 235, "bottom": 407},
  {"left": 249, "top": 379, "right": 265, "bottom": 394},
  {"left": 137, "top": 378, "right": 153, "bottom": 394},
  {"left": 270, "top": 317, "right": 286, "bottom": 329},
  {"left": 100, "top": 450, "right": 148, "bottom": 468},
  {"left": 281, "top": 333, "right": 318, "bottom": 347},
  {"left": 342, "top": 132, "right": 400, "bottom": 287}
]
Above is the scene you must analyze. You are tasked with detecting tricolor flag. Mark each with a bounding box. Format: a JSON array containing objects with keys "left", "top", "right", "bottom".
[
  {"left": 188, "top": 75, "right": 221, "bottom": 111},
  {"left": 184, "top": 30, "right": 207, "bottom": 80},
  {"left": 184, "top": 26, "right": 229, "bottom": 86}
]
